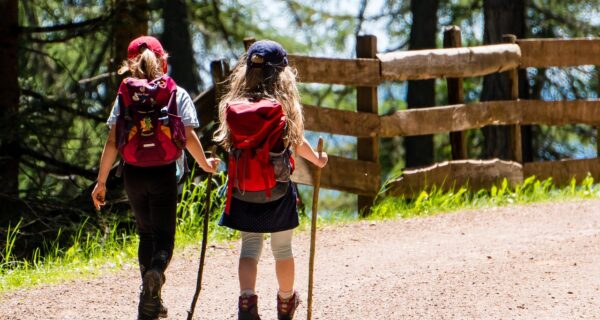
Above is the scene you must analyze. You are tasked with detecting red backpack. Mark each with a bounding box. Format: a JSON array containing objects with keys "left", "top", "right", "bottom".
[
  {"left": 116, "top": 75, "right": 186, "bottom": 167},
  {"left": 225, "top": 99, "right": 295, "bottom": 213}
]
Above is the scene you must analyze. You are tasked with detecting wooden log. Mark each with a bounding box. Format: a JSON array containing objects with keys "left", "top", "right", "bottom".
[
  {"left": 356, "top": 35, "right": 380, "bottom": 215},
  {"left": 386, "top": 159, "right": 523, "bottom": 196},
  {"left": 504, "top": 34, "right": 523, "bottom": 163},
  {"left": 288, "top": 54, "right": 380, "bottom": 86},
  {"left": 379, "top": 99, "right": 600, "bottom": 138},
  {"left": 210, "top": 60, "right": 229, "bottom": 102},
  {"left": 379, "top": 101, "right": 522, "bottom": 137},
  {"left": 518, "top": 38, "right": 600, "bottom": 68},
  {"left": 444, "top": 26, "right": 468, "bottom": 160},
  {"left": 378, "top": 44, "right": 521, "bottom": 81},
  {"left": 520, "top": 99, "right": 600, "bottom": 125},
  {"left": 597, "top": 66, "right": 600, "bottom": 158},
  {"left": 523, "top": 158, "right": 600, "bottom": 186},
  {"left": 193, "top": 85, "right": 216, "bottom": 131},
  {"left": 303, "top": 104, "right": 380, "bottom": 137},
  {"left": 243, "top": 37, "right": 256, "bottom": 51},
  {"left": 292, "top": 155, "right": 380, "bottom": 196}
]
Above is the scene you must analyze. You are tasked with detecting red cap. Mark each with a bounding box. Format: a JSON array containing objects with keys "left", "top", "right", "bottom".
[{"left": 127, "top": 36, "right": 166, "bottom": 59}]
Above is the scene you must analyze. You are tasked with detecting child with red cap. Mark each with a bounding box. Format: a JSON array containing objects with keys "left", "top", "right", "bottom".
[
  {"left": 91, "top": 35, "right": 220, "bottom": 320},
  {"left": 214, "top": 40, "right": 328, "bottom": 320}
]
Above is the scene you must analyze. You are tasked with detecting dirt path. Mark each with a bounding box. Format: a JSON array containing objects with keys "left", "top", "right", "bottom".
[{"left": 3, "top": 199, "right": 600, "bottom": 319}]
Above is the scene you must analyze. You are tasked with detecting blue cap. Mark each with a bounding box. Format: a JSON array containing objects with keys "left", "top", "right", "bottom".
[{"left": 247, "top": 40, "right": 288, "bottom": 68}]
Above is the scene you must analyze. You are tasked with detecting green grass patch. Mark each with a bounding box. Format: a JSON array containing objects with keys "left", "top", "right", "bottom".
[
  {"left": 369, "top": 175, "right": 600, "bottom": 220},
  {"left": 2, "top": 174, "right": 599, "bottom": 293}
]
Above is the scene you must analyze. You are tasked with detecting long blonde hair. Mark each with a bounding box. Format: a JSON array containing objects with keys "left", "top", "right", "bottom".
[
  {"left": 213, "top": 53, "right": 304, "bottom": 150},
  {"left": 117, "top": 48, "right": 167, "bottom": 80}
]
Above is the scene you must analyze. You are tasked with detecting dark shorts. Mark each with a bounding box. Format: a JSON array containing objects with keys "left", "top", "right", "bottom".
[{"left": 219, "top": 182, "right": 299, "bottom": 233}]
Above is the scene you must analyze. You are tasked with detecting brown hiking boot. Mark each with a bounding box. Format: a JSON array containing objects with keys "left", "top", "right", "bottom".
[
  {"left": 138, "top": 269, "right": 164, "bottom": 320},
  {"left": 238, "top": 294, "right": 261, "bottom": 320},
  {"left": 158, "top": 299, "right": 168, "bottom": 318},
  {"left": 277, "top": 291, "right": 300, "bottom": 320}
]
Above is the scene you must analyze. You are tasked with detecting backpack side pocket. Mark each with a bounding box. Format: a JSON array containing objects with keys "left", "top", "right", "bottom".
[{"left": 270, "top": 148, "right": 292, "bottom": 182}]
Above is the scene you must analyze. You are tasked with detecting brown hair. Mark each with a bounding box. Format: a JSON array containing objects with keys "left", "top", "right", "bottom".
[
  {"left": 213, "top": 53, "right": 304, "bottom": 150},
  {"left": 117, "top": 48, "right": 168, "bottom": 80}
]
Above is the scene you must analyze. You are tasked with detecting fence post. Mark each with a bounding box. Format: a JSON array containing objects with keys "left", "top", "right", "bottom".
[
  {"left": 210, "top": 59, "right": 230, "bottom": 104},
  {"left": 356, "top": 35, "right": 379, "bottom": 216},
  {"left": 444, "top": 26, "right": 467, "bottom": 160},
  {"left": 597, "top": 66, "right": 600, "bottom": 157},
  {"left": 243, "top": 37, "right": 256, "bottom": 51},
  {"left": 503, "top": 34, "right": 523, "bottom": 163}
]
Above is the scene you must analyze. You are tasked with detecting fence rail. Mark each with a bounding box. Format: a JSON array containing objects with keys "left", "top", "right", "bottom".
[
  {"left": 200, "top": 33, "right": 600, "bottom": 214},
  {"left": 378, "top": 44, "right": 521, "bottom": 81},
  {"left": 517, "top": 38, "right": 600, "bottom": 68}
]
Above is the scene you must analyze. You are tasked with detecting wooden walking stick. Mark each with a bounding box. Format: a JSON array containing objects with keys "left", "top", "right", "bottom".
[
  {"left": 307, "top": 137, "right": 324, "bottom": 320},
  {"left": 187, "top": 146, "right": 218, "bottom": 320}
]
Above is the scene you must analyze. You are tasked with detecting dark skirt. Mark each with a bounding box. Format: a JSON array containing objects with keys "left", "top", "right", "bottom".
[{"left": 219, "top": 182, "right": 299, "bottom": 233}]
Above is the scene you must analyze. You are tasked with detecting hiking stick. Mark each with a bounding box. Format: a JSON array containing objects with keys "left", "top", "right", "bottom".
[
  {"left": 307, "top": 137, "right": 324, "bottom": 320},
  {"left": 187, "top": 146, "right": 217, "bottom": 320}
]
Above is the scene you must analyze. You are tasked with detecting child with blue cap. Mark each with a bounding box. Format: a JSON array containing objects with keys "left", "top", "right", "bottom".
[{"left": 214, "top": 40, "right": 328, "bottom": 320}]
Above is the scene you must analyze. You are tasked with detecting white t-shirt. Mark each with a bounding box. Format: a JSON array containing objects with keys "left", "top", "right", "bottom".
[{"left": 106, "top": 86, "right": 199, "bottom": 129}]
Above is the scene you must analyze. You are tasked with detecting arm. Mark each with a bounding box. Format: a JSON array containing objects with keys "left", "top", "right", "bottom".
[
  {"left": 295, "top": 137, "right": 328, "bottom": 168},
  {"left": 91, "top": 126, "right": 118, "bottom": 210},
  {"left": 185, "top": 126, "right": 220, "bottom": 173}
]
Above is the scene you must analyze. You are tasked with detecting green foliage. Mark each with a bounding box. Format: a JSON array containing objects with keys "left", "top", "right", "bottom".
[
  {"left": 0, "top": 173, "right": 229, "bottom": 292},
  {"left": 370, "top": 175, "right": 599, "bottom": 220}
]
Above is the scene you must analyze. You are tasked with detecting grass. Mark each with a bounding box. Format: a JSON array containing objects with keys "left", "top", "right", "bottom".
[
  {"left": 369, "top": 175, "right": 600, "bottom": 220},
  {"left": 2, "top": 174, "right": 600, "bottom": 293}
]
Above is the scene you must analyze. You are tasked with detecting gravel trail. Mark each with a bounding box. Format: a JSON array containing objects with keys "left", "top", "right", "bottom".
[{"left": 3, "top": 199, "right": 600, "bottom": 319}]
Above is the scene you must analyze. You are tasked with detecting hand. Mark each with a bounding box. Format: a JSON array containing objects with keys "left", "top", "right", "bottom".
[
  {"left": 201, "top": 157, "right": 221, "bottom": 174},
  {"left": 91, "top": 182, "right": 107, "bottom": 211},
  {"left": 315, "top": 151, "right": 328, "bottom": 168}
]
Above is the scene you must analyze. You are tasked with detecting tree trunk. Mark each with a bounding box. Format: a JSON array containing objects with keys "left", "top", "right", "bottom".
[
  {"left": 0, "top": 0, "right": 20, "bottom": 201},
  {"left": 160, "top": 0, "right": 202, "bottom": 95},
  {"left": 404, "top": 0, "right": 438, "bottom": 168},
  {"left": 109, "top": 0, "right": 149, "bottom": 94},
  {"left": 481, "top": 0, "right": 529, "bottom": 160}
]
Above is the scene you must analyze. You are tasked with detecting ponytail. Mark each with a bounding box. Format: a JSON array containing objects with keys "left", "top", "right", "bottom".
[{"left": 118, "top": 48, "right": 167, "bottom": 80}]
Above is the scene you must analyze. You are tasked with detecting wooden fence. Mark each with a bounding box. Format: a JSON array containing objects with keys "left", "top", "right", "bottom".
[{"left": 196, "top": 30, "right": 600, "bottom": 215}]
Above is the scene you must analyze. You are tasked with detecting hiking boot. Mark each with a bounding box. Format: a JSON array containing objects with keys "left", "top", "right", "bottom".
[
  {"left": 158, "top": 299, "right": 168, "bottom": 318},
  {"left": 138, "top": 269, "right": 164, "bottom": 320},
  {"left": 277, "top": 291, "right": 300, "bottom": 320},
  {"left": 137, "top": 296, "right": 167, "bottom": 319},
  {"left": 238, "top": 294, "right": 261, "bottom": 320}
]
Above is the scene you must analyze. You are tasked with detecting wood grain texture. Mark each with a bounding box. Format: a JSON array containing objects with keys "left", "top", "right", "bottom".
[
  {"left": 193, "top": 86, "right": 216, "bottom": 130},
  {"left": 444, "top": 26, "right": 468, "bottom": 160},
  {"left": 377, "top": 44, "right": 521, "bottom": 81},
  {"left": 379, "top": 101, "right": 521, "bottom": 137},
  {"left": 291, "top": 155, "right": 380, "bottom": 196},
  {"left": 523, "top": 158, "right": 600, "bottom": 186},
  {"left": 518, "top": 38, "right": 600, "bottom": 67},
  {"left": 520, "top": 99, "right": 600, "bottom": 125},
  {"left": 386, "top": 159, "right": 523, "bottom": 196},
  {"left": 378, "top": 99, "right": 600, "bottom": 137},
  {"left": 303, "top": 104, "right": 380, "bottom": 137},
  {"left": 288, "top": 55, "right": 380, "bottom": 86}
]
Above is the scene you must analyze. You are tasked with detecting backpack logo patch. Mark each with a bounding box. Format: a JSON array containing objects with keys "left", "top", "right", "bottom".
[{"left": 115, "top": 75, "right": 186, "bottom": 167}]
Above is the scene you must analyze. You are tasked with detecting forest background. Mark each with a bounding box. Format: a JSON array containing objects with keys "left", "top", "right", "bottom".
[{"left": 1, "top": 0, "right": 599, "bottom": 261}]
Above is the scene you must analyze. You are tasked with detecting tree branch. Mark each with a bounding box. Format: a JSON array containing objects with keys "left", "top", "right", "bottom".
[
  {"left": 20, "top": 145, "right": 98, "bottom": 181},
  {"left": 21, "top": 88, "right": 106, "bottom": 123},
  {"left": 19, "top": 15, "right": 108, "bottom": 33}
]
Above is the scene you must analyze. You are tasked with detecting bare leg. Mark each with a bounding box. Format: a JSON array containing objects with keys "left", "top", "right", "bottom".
[{"left": 275, "top": 257, "right": 295, "bottom": 293}]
